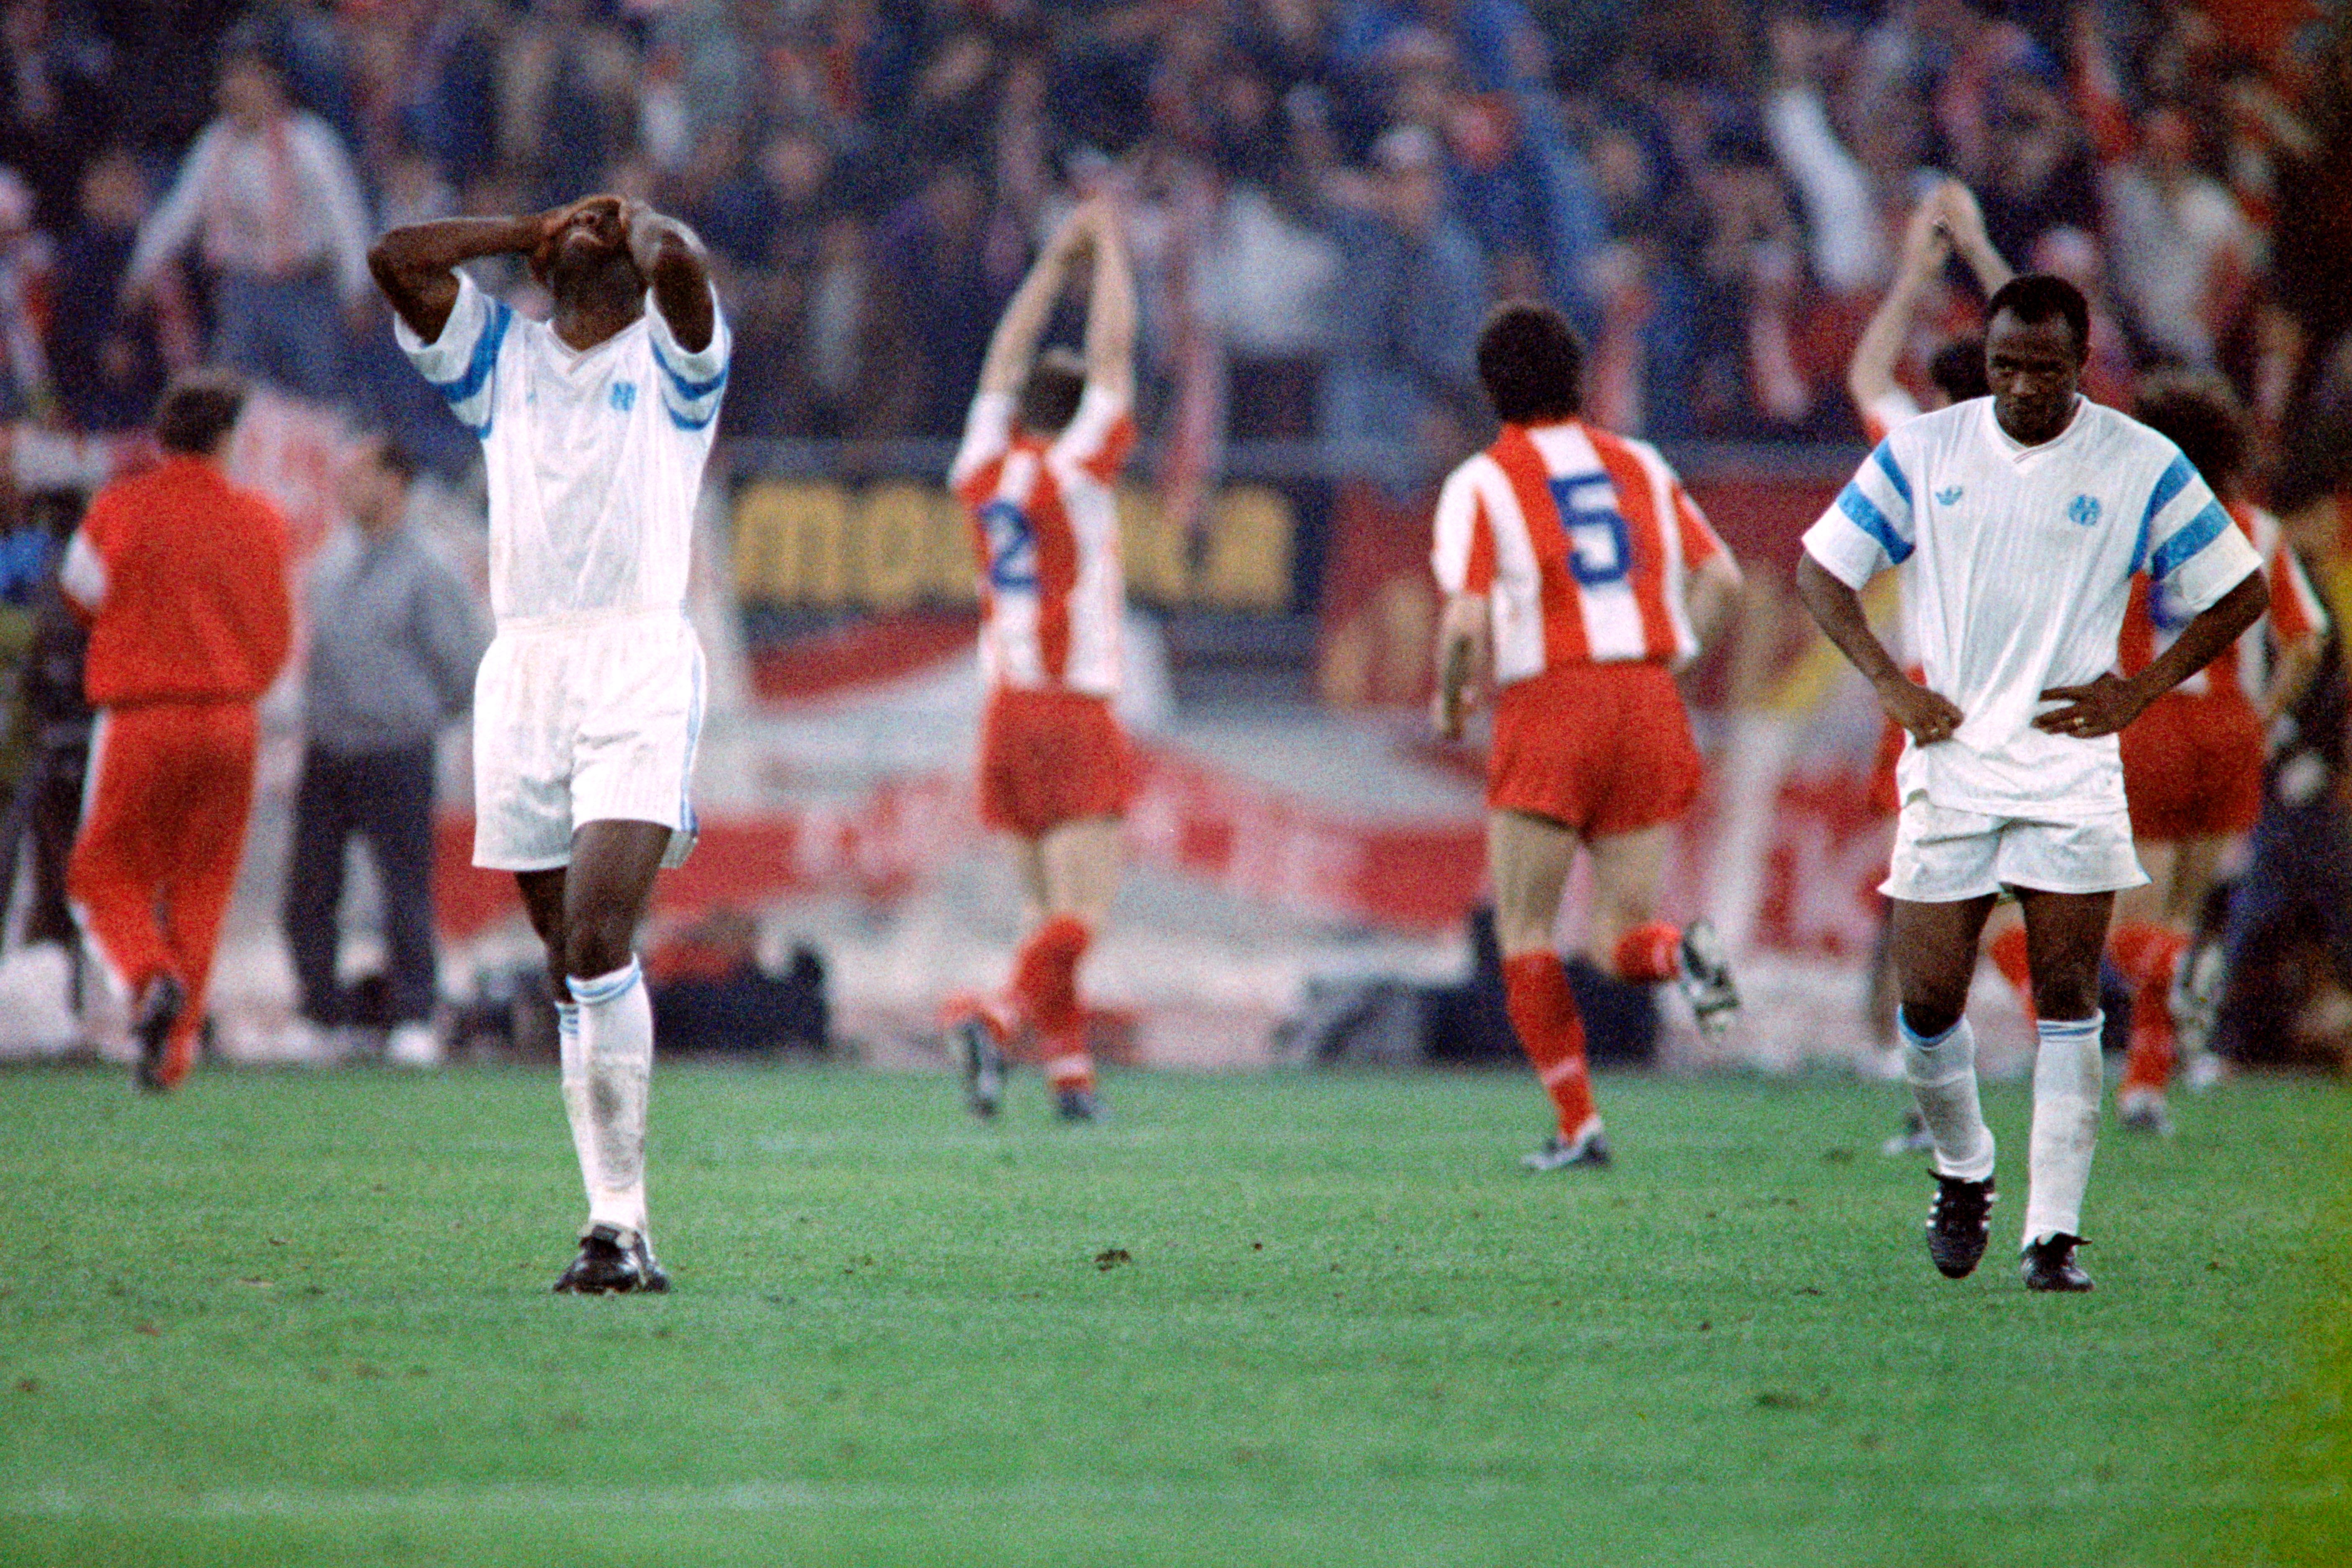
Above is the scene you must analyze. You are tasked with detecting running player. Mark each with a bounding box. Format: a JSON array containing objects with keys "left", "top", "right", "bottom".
[
  {"left": 371, "top": 193, "right": 728, "bottom": 1293},
  {"left": 941, "top": 198, "right": 1138, "bottom": 1124},
  {"left": 1798, "top": 275, "right": 2268, "bottom": 1292},
  {"left": 1431, "top": 302, "right": 1744, "bottom": 1170},
  {"left": 2108, "top": 372, "right": 2325, "bottom": 1133}
]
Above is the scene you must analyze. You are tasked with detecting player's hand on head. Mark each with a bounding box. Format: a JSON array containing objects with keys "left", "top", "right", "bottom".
[
  {"left": 1880, "top": 678, "right": 1964, "bottom": 745},
  {"left": 2035, "top": 674, "right": 2143, "bottom": 740}
]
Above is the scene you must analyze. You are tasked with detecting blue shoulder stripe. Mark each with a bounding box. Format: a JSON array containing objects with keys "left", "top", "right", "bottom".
[
  {"left": 2149, "top": 499, "right": 2230, "bottom": 582},
  {"left": 1837, "top": 483, "right": 1913, "bottom": 564},
  {"left": 666, "top": 402, "right": 718, "bottom": 433},
  {"left": 2134, "top": 451, "right": 2196, "bottom": 574},
  {"left": 1870, "top": 441, "right": 1912, "bottom": 506},
  {"left": 652, "top": 335, "right": 729, "bottom": 402},
  {"left": 426, "top": 298, "right": 511, "bottom": 411}
]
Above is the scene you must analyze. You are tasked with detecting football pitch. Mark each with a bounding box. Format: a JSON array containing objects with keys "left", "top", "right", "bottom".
[{"left": 2, "top": 1064, "right": 2347, "bottom": 1567}]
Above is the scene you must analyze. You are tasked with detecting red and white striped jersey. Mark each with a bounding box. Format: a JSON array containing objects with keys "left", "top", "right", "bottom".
[
  {"left": 1430, "top": 419, "right": 1730, "bottom": 683},
  {"left": 950, "top": 384, "right": 1137, "bottom": 697},
  {"left": 2120, "top": 499, "right": 2326, "bottom": 699}
]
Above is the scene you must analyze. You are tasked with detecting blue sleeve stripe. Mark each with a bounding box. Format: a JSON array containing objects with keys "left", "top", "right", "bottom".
[
  {"left": 425, "top": 298, "right": 511, "bottom": 410},
  {"left": 2149, "top": 500, "right": 2230, "bottom": 582},
  {"left": 1870, "top": 441, "right": 1912, "bottom": 506},
  {"left": 666, "top": 402, "right": 718, "bottom": 432},
  {"left": 1838, "top": 483, "right": 1913, "bottom": 564},
  {"left": 2134, "top": 451, "right": 2196, "bottom": 574},
  {"left": 652, "top": 336, "right": 729, "bottom": 402}
]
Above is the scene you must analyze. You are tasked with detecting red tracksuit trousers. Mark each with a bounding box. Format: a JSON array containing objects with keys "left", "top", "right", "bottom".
[{"left": 69, "top": 701, "right": 259, "bottom": 1081}]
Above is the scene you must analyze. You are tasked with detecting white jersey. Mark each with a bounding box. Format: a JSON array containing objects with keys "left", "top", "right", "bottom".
[
  {"left": 1804, "top": 395, "right": 2262, "bottom": 822},
  {"left": 396, "top": 271, "right": 730, "bottom": 623}
]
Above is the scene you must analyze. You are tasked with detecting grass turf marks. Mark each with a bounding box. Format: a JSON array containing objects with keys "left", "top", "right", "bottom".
[{"left": 0, "top": 1066, "right": 2344, "bottom": 1565}]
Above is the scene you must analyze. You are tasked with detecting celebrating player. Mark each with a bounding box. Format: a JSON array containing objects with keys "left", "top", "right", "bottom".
[
  {"left": 1797, "top": 276, "right": 2268, "bottom": 1292},
  {"left": 371, "top": 193, "right": 729, "bottom": 1293},
  {"left": 940, "top": 198, "right": 1138, "bottom": 1124},
  {"left": 1431, "top": 302, "right": 1744, "bottom": 1171},
  {"left": 2107, "top": 372, "right": 2325, "bottom": 1133}
]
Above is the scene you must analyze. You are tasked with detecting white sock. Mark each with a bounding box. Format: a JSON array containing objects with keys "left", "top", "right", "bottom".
[
  {"left": 555, "top": 1000, "right": 600, "bottom": 1218},
  {"left": 2024, "top": 1014, "right": 2103, "bottom": 1246},
  {"left": 572, "top": 959, "right": 653, "bottom": 1237},
  {"left": 1900, "top": 1010, "right": 1996, "bottom": 1182}
]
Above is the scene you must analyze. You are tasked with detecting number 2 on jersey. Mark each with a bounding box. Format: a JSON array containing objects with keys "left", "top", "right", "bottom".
[
  {"left": 980, "top": 499, "right": 1039, "bottom": 591},
  {"left": 1546, "top": 473, "right": 1633, "bottom": 587}
]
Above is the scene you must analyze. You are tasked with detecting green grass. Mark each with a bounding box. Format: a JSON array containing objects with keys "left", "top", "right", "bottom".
[{"left": 0, "top": 1064, "right": 2347, "bottom": 1566}]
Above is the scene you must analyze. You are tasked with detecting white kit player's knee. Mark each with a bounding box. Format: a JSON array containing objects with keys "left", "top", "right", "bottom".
[
  {"left": 1899, "top": 1011, "right": 1996, "bottom": 1183},
  {"left": 573, "top": 958, "right": 655, "bottom": 1236},
  {"left": 2023, "top": 1014, "right": 2104, "bottom": 1246}
]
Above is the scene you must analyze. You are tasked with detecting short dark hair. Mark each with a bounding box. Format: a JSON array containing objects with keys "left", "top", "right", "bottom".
[
  {"left": 1476, "top": 302, "right": 1583, "bottom": 424},
  {"left": 2133, "top": 370, "right": 2250, "bottom": 493},
  {"left": 154, "top": 370, "right": 247, "bottom": 455},
  {"left": 1017, "top": 348, "right": 1086, "bottom": 436},
  {"left": 1984, "top": 274, "right": 2091, "bottom": 360},
  {"left": 1927, "top": 335, "right": 1990, "bottom": 403}
]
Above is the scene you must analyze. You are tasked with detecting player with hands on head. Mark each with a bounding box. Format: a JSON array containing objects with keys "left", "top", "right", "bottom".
[
  {"left": 1432, "top": 301, "right": 1744, "bottom": 1172},
  {"left": 370, "top": 190, "right": 729, "bottom": 1294},
  {"left": 1797, "top": 275, "right": 2268, "bottom": 1293},
  {"left": 939, "top": 196, "right": 1140, "bottom": 1124}
]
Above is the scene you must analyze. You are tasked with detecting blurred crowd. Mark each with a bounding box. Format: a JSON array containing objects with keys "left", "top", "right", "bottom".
[{"left": 0, "top": 0, "right": 2349, "bottom": 490}]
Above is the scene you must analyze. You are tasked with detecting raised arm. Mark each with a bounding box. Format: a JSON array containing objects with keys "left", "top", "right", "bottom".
[
  {"left": 1796, "top": 553, "right": 1964, "bottom": 745},
  {"left": 1847, "top": 191, "right": 1955, "bottom": 415},
  {"left": 1079, "top": 202, "right": 1137, "bottom": 405},
  {"left": 977, "top": 207, "right": 1091, "bottom": 398},
  {"left": 368, "top": 215, "right": 546, "bottom": 342},
  {"left": 623, "top": 202, "right": 716, "bottom": 353}
]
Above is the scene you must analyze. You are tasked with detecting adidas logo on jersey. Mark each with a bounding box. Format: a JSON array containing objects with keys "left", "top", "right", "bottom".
[
  {"left": 2067, "top": 494, "right": 2102, "bottom": 526},
  {"left": 1934, "top": 486, "right": 1963, "bottom": 505}
]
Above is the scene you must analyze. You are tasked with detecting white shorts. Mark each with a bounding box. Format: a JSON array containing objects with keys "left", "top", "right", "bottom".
[
  {"left": 472, "top": 610, "right": 706, "bottom": 872},
  {"left": 1881, "top": 798, "right": 2148, "bottom": 903}
]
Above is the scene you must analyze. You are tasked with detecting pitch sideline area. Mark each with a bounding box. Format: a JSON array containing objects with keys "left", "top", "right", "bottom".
[{"left": 1, "top": 1068, "right": 2346, "bottom": 1565}]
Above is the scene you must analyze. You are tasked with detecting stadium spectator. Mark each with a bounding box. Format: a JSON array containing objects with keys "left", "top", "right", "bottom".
[
  {"left": 42, "top": 150, "right": 173, "bottom": 431},
  {"left": 1321, "top": 124, "right": 1486, "bottom": 484},
  {"left": 283, "top": 436, "right": 486, "bottom": 1069},
  {"left": 61, "top": 370, "right": 292, "bottom": 1092},
  {"left": 121, "top": 43, "right": 373, "bottom": 405},
  {"left": 2100, "top": 106, "right": 2256, "bottom": 371}
]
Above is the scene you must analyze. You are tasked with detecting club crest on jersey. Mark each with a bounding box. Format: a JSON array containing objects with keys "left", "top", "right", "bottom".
[
  {"left": 1934, "top": 486, "right": 1963, "bottom": 505},
  {"left": 609, "top": 381, "right": 637, "bottom": 413},
  {"left": 2067, "top": 494, "right": 2101, "bottom": 526}
]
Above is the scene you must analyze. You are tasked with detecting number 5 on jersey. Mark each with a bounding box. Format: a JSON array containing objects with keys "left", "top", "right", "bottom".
[
  {"left": 1547, "top": 473, "right": 1634, "bottom": 587},
  {"left": 980, "top": 499, "right": 1039, "bottom": 591}
]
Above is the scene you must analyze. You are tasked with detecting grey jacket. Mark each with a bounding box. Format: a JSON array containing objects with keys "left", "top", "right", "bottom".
[{"left": 303, "top": 521, "right": 487, "bottom": 756}]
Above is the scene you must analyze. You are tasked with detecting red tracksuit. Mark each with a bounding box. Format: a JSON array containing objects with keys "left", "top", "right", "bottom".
[{"left": 66, "top": 454, "right": 291, "bottom": 1086}]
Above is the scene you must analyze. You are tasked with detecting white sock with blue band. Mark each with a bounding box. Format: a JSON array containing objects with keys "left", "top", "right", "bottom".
[
  {"left": 1899, "top": 1009, "right": 1996, "bottom": 1182},
  {"left": 570, "top": 959, "right": 653, "bottom": 1237},
  {"left": 2024, "top": 1014, "right": 2104, "bottom": 1246},
  {"left": 554, "top": 1000, "right": 600, "bottom": 1220}
]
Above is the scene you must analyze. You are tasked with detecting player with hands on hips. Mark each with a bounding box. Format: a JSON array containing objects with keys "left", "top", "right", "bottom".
[{"left": 371, "top": 189, "right": 729, "bottom": 1294}]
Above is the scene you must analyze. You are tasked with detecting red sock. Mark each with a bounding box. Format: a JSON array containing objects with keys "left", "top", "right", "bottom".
[
  {"left": 2110, "top": 923, "right": 2186, "bottom": 1094},
  {"left": 1503, "top": 952, "right": 1599, "bottom": 1138},
  {"left": 1611, "top": 922, "right": 1682, "bottom": 984},
  {"left": 1988, "top": 924, "right": 2034, "bottom": 1021},
  {"left": 1012, "top": 915, "right": 1094, "bottom": 1091}
]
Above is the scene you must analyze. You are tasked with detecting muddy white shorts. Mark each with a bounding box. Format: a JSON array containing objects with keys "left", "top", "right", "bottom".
[
  {"left": 472, "top": 609, "right": 706, "bottom": 872},
  {"left": 1880, "top": 797, "right": 2147, "bottom": 903}
]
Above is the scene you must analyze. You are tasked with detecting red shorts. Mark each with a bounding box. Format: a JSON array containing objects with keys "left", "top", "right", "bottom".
[
  {"left": 2120, "top": 690, "right": 2264, "bottom": 841},
  {"left": 1488, "top": 661, "right": 1702, "bottom": 837},
  {"left": 977, "top": 686, "right": 1136, "bottom": 839}
]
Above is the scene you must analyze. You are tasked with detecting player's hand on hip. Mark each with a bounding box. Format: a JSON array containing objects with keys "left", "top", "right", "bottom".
[
  {"left": 1878, "top": 677, "right": 1964, "bottom": 745},
  {"left": 2035, "top": 674, "right": 2143, "bottom": 740}
]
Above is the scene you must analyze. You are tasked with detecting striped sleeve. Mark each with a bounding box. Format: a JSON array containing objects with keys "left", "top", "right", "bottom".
[
  {"left": 1671, "top": 480, "right": 1727, "bottom": 570},
  {"left": 647, "top": 286, "right": 730, "bottom": 432},
  {"left": 951, "top": 392, "right": 1016, "bottom": 498},
  {"left": 1431, "top": 461, "right": 1493, "bottom": 595},
  {"left": 1053, "top": 383, "right": 1137, "bottom": 483},
  {"left": 393, "top": 272, "right": 510, "bottom": 439},
  {"left": 2137, "top": 448, "right": 2258, "bottom": 615},
  {"left": 1802, "top": 437, "right": 1915, "bottom": 588}
]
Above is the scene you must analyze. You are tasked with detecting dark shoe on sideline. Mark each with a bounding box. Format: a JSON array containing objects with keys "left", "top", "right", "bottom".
[{"left": 131, "top": 975, "right": 186, "bottom": 1093}]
